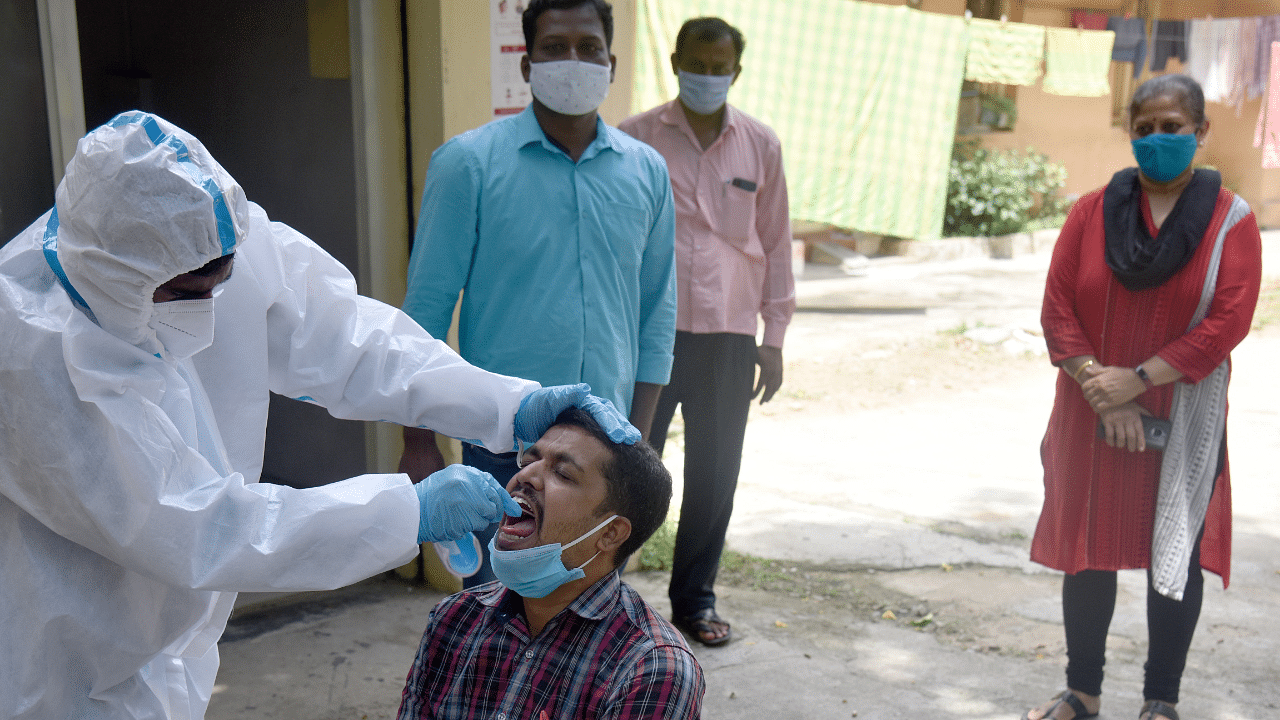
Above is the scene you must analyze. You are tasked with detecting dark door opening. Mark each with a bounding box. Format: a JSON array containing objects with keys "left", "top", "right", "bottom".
[{"left": 76, "top": 0, "right": 369, "bottom": 488}]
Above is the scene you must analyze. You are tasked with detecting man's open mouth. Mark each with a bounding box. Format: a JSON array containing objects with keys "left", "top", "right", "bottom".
[{"left": 498, "top": 495, "right": 538, "bottom": 541}]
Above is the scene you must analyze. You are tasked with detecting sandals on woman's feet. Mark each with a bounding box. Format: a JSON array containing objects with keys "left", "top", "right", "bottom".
[
  {"left": 1022, "top": 690, "right": 1099, "bottom": 720},
  {"left": 1140, "top": 700, "right": 1180, "bottom": 720},
  {"left": 673, "top": 608, "right": 732, "bottom": 647}
]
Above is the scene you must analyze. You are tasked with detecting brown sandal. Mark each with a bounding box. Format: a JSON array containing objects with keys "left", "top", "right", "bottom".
[{"left": 673, "top": 608, "right": 732, "bottom": 647}]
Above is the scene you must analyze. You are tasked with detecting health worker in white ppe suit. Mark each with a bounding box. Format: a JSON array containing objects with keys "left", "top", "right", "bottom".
[{"left": 0, "top": 111, "right": 640, "bottom": 719}]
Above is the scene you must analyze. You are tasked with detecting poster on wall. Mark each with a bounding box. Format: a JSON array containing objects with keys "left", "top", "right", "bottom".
[{"left": 491, "top": 0, "right": 531, "bottom": 116}]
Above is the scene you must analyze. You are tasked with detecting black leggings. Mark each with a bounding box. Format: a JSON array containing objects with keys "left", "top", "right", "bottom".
[{"left": 1061, "top": 530, "right": 1205, "bottom": 704}]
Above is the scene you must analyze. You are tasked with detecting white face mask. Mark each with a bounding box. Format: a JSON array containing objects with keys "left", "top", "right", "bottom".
[
  {"left": 528, "top": 60, "right": 612, "bottom": 116},
  {"left": 148, "top": 297, "right": 216, "bottom": 359},
  {"left": 677, "top": 69, "right": 734, "bottom": 115}
]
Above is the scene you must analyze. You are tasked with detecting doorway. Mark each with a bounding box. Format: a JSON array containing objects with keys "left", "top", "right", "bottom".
[{"left": 75, "top": 0, "right": 369, "bottom": 488}]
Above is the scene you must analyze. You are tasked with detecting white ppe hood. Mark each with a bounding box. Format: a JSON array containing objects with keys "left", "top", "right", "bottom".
[
  {"left": 0, "top": 112, "right": 537, "bottom": 718},
  {"left": 51, "top": 112, "right": 248, "bottom": 349}
]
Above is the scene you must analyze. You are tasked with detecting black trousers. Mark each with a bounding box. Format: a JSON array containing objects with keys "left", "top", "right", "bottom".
[
  {"left": 1062, "top": 447, "right": 1223, "bottom": 704},
  {"left": 1062, "top": 530, "right": 1205, "bottom": 704},
  {"left": 649, "top": 331, "right": 757, "bottom": 619}
]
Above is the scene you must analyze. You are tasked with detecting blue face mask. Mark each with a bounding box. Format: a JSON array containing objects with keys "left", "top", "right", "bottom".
[
  {"left": 677, "top": 69, "right": 734, "bottom": 115},
  {"left": 1131, "top": 132, "right": 1198, "bottom": 183},
  {"left": 489, "top": 514, "right": 618, "bottom": 598}
]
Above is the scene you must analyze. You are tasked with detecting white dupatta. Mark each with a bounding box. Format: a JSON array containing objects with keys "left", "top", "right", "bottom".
[{"left": 1151, "top": 194, "right": 1251, "bottom": 600}]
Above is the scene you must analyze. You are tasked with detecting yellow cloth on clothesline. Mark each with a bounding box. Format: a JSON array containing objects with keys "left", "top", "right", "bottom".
[
  {"left": 965, "top": 17, "right": 1045, "bottom": 86},
  {"left": 1043, "top": 27, "right": 1115, "bottom": 97}
]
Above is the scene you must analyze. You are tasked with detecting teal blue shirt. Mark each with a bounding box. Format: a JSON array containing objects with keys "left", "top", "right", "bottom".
[{"left": 403, "top": 107, "right": 677, "bottom": 414}]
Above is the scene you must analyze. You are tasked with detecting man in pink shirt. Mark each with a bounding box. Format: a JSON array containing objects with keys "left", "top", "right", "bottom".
[{"left": 620, "top": 16, "right": 795, "bottom": 647}]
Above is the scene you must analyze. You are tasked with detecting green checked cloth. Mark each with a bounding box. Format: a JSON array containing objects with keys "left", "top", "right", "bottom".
[
  {"left": 1042, "top": 28, "right": 1115, "bottom": 96},
  {"left": 634, "top": 0, "right": 969, "bottom": 240},
  {"left": 965, "top": 18, "right": 1045, "bottom": 86}
]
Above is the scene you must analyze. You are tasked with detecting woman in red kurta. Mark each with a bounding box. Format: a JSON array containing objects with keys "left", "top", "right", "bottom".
[{"left": 1026, "top": 76, "right": 1261, "bottom": 720}]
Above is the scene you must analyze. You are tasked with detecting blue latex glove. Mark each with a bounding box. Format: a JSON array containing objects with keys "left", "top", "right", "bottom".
[
  {"left": 414, "top": 465, "right": 522, "bottom": 544},
  {"left": 514, "top": 384, "right": 641, "bottom": 445}
]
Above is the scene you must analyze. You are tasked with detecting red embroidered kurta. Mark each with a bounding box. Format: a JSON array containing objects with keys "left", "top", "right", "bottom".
[{"left": 1034, "top": 185, "right": 1262, "bottom": 586}]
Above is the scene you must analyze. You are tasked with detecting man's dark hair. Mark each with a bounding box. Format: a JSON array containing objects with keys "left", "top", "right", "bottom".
[
  {"left": 523, "top": 0, "right": 614, "bottom": 54},
  {"left": 1129, "top": 74, "right": 1206, "bottom": 129},
  {"left": 551, "top": 406, "right": 671, "bottom": 568},
  {"left": 674, "top": 17, "right": 745, "bottom": 65}
]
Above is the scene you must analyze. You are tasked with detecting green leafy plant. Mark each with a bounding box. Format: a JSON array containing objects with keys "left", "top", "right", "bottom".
[{"left": 944, "top": 141, "right": 1068, "bottom": 237}]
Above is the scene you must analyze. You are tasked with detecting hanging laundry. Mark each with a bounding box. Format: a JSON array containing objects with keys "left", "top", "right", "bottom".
[
  {"left": 1233, "top": 18, "right": 1259, "bottom": 109},
  {"left": 1213, "top": 19, "right": 1243, "bottom": 106},
  {"left": 1256, "top": 41, "right": 1280, "bottom": 168},
  {"left": 1070, "top": 10, "right": 1109, "bottom": 31},
  {"left": 1185, "top": 19, "right": 1213, "bottom": 90},
  {"left": 1043, "top": 28, "right": 1115, "bottom": 97},
  {"left": 1108, "top": 16, "right": 1148, "bottom": 78},
  {"left": 1198, "top": 19, "right": 1242, "bottom": 104},
  {"left": 1149, "top": 20, "right": 1187, "bottom": 72},
  {"left": 964, "top": 17, "right": 1045, "bottom": 86},
  {"left": 1250, "top": 16, "right": 1280, "bottom": 100},
  {"left": 1188, "top": 18, "right": 1243, "bottom": 104}
]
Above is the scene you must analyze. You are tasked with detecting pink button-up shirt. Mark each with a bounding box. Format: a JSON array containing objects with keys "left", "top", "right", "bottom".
[{"left": 620, "top": 101, "right": 795, "bottom": 348}]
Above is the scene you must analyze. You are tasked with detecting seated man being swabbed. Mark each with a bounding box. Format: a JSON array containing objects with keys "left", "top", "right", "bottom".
[{"left": 399, "top": 407, "right": 705, "bottom": 720}]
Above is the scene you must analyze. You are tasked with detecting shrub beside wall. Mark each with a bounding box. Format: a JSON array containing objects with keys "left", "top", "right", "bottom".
[{"left": 944, "top": 141, "right": 1068, "bottom": 238}]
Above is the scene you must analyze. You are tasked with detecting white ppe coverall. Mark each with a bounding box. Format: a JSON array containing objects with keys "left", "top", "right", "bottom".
[{"left": 0, "top": 112, "right": 536, "bottom": 718}]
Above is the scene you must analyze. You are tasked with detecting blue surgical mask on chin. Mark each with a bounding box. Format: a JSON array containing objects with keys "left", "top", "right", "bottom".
[
  {"left": 1131, "top": 132, "right": 1198, "bottom": 183},
  {"left": 489, "top": 514, "right": 618, "bottom": 598}
]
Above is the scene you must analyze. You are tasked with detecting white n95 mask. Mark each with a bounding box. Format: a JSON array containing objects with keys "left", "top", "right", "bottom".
[
  {"left": 529, "top": 60, "right": 611, "bottom": 116},
  {"left": 149, "top": 298, "right": 216, "bottom": 359}
]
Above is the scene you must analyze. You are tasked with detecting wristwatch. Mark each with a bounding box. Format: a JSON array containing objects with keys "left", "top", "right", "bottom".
[{"left": 1135, "top": 365, "right": 1155, "bottom": 390}]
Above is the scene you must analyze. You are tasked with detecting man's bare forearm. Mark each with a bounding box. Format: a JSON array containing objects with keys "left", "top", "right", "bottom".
[{"left": 629, "top": 382, "right": 663, "bottom": 443}]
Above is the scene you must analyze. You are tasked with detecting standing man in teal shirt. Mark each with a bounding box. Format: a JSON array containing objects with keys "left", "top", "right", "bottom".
[{"left": 400, "top": 0, "right": 677, "bottom": 586}]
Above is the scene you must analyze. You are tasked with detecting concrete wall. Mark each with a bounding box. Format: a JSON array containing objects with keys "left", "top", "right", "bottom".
[{"left": 1201, "top": 92, "right": 1280, "bottom": 226}]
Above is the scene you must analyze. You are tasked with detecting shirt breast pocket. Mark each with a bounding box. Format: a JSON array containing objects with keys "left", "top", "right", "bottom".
[
  {"left": 715, "top": 181, "right": 761, "bottom": 258},
  {"left": 607, "top": 202, "right": 650, "bottom": 273}
]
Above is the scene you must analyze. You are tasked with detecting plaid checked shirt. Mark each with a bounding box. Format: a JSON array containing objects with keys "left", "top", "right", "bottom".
[{"left": 398, "top": 571, "right": 704, "bottom": 720}]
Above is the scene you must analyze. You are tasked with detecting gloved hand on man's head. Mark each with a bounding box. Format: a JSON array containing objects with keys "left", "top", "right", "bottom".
[
  {"left": 415, "top": 465, "right": 522, "bottom": 544},
  {"left": 513, "top": 384, "right": 641, "bottom": 446}
]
